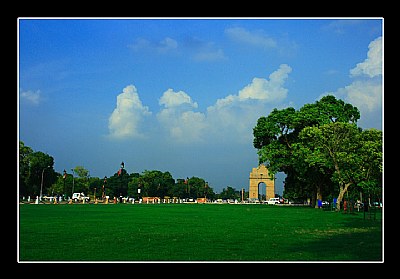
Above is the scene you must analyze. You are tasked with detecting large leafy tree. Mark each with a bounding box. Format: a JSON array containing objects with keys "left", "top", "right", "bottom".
[{"left": 253, "top": 95, "right": 361, "bottom": 207}]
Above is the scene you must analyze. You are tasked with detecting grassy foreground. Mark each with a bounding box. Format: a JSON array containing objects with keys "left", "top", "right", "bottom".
[{"left": 18, "top": 203, "right": 382, "bottom": 262}]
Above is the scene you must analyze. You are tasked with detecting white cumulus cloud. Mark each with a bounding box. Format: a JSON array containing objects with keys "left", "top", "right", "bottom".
[
  {"left": 159, "top": 88, "right": 198, "bottom": 108},
  {"left": 342, "top": 80, "right": 382, "bottom": 113},
  {"left": 157, "top": 89, "right": 206, "bottom": 143},
  {"left": 108, "top": 85, "right": 151, "bottom": 139},
  {"left": 238, "top": 64, "right": 292, "bottom": 102},
  {"left": 350, "top": 36, "right": 382, "bottom": 78}
]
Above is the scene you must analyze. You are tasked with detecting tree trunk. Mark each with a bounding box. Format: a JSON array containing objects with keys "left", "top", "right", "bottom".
[
  {"left": 315, "top": 185, "right": 322, "bottom": 208},
  {"left": 310, "top": 189, "right": 316, "bottom": 207},
  {"left": 336, "top": 182, "right": 351, "bottom": 211}
]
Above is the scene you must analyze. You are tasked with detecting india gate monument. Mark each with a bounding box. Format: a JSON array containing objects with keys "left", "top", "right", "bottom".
[{"left": 249, "top": 164, "right": 275, "bottom": 201}]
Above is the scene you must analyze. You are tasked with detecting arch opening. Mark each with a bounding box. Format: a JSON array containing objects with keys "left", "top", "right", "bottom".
[{"left": 258, "top": 182, "right": 266, "bottom": 202}]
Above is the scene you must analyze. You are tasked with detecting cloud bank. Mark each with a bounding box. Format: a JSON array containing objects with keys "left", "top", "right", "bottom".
[
  {"left": 109, "top": 36, "right": 382, "bottom": 142},
  {"left": 108, "top": 64, "right": 292, "bottom": 144}
]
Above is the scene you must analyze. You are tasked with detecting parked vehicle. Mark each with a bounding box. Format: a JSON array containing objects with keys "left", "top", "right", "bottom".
[
  {"left": 71, "top": 192, "right": 90, "bottom": 202},
  {"left": 266, "top": 198, "right": 281, "bottom": 205},
  {"left": 371, "top": 201, "right": 382, "bottom": 208}
]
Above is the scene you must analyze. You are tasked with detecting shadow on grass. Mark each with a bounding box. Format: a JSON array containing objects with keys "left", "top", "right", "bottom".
[{"left": 285, "top": 213, "right": 383, "bottom": 262}]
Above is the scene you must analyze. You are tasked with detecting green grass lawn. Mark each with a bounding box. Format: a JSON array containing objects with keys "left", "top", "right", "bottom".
[{"left": 18, "top": 203, "right": 382, "bottom": 262}]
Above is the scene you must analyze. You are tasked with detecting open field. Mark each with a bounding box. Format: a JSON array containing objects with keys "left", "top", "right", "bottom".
[{"left": 18, "top": 203, "right": 383, "bottom": 262}]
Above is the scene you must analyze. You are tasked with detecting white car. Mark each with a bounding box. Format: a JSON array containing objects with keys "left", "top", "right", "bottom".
[
  {"left": 71, "top": 192, "right": 90, "bottom": 202},
  {"left": 266, "top": 198, "right": 281, "bottom": 205}
]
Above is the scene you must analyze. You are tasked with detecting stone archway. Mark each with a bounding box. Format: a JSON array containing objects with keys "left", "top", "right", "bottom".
[{"left": 249, "top": 164, "right": 275, "bottom": 201}]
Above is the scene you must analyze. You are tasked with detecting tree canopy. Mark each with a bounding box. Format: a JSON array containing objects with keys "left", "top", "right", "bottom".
[{"left": 253, "top": 95, "right": 382, "bottom": 209}]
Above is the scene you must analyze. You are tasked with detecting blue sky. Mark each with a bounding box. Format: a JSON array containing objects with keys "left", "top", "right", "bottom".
[{"left": 18, "top": 17, "right": 383, "bottom": 195}]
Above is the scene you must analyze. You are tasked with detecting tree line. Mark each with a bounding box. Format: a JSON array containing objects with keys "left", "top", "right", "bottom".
[{"left": 18, "top": 141, "right": 241, "bottom": 201}]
